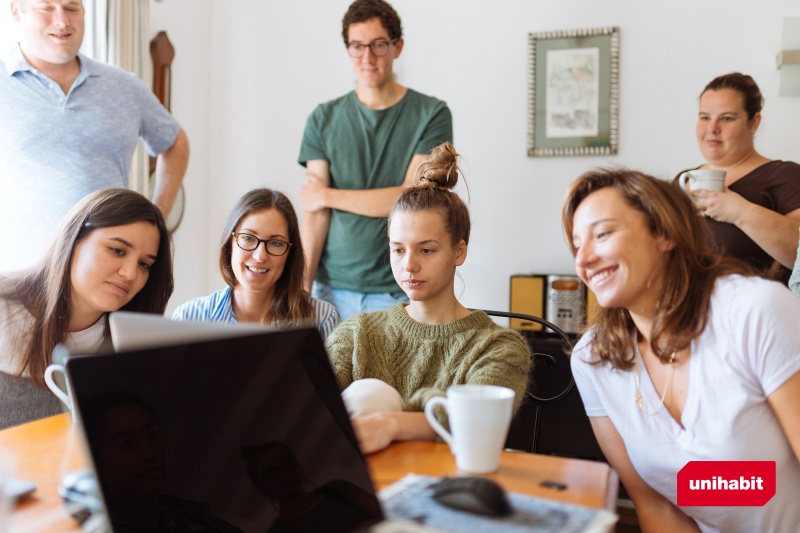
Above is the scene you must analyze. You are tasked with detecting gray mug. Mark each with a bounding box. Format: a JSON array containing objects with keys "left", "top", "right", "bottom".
[{"left": 679, "top": 169, "right": 726, "bottom": 194}]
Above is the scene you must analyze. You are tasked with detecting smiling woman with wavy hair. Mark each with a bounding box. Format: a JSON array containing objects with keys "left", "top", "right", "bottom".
[{"left": 563, "top": 167, "right": 800, "bottom": 533}]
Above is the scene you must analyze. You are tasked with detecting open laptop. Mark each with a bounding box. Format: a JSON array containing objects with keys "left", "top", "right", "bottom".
[
  {"left": 108, "top": 310, "right": 274, "bottom": 351},
  {"left": 66, "top": 312, "right": 435, "bottom": 532}
]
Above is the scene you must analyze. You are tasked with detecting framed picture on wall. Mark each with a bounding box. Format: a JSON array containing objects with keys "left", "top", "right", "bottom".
[{"left": 528, "top": 26, "right": 619, "bottom": 157}]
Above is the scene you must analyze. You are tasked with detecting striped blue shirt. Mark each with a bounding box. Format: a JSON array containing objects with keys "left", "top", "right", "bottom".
[{"left": 171, "top": 287, "right": 340, "bottom": 339}]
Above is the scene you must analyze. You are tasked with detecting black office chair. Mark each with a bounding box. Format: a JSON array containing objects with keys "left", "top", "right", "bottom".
[{"left": 473, "top": 310, "right": 574, "bottom": 454}]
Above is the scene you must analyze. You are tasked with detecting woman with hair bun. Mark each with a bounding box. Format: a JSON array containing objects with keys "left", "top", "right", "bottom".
[
  {"left": 324, "top": 141, "right": 531, "bottom": 454},
  {"left": 677, "top": 72, "right": 800, "bottom": 284}
]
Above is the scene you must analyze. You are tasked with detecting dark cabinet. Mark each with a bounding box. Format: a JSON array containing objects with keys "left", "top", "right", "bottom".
[{"left": 506, "top": 334, "right": 605, "bottom": 462}]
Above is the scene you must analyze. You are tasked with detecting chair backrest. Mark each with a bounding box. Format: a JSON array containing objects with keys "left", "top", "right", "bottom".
[
  {"left": 477, "top": 310, "right": 574, "bottom": 404},
  {"left": 477, "top": 310, "right": 603, "bottom": 461}
]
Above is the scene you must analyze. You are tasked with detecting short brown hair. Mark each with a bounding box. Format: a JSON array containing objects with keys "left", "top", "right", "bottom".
[
  {"left": 562, "top": 168, "right": 751, "bottom": 370},
  {"left": 341, "top": 0, "right": 402, "bottom": 46}
]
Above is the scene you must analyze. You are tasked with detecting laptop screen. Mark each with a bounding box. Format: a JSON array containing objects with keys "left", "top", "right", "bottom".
[{"left": 67, "top": 326, "right": 384, "bottom": 532}]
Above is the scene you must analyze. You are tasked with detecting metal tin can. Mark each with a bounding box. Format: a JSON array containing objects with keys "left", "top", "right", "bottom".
[{"left": 546, "top": 275, "right": 584, "bottom": 334}]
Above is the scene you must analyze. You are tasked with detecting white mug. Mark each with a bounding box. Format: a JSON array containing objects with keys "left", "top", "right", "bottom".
[
  {"left": 679, "top": 169, "right": 726, "bottom": 194},
  {"left": 424, "top": 384, "right": 515, "bottom": 474},
  {"left": 44, "top": 363, "right": 77, "bottom": 422}
]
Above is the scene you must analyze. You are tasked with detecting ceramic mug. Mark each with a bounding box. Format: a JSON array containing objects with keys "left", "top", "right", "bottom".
[
  {"left": 424, "top": 384, "right": 515, "bottom": 474},
  {"left": 44, "top": 362, "right": 77, "bottom": 422},
  {"left": 679, "top": 169, "right": 726, "bottom": 194}
]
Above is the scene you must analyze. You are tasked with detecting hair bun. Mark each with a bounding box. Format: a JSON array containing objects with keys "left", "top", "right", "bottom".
[{"left": 417, "top": 141, "right": 460, "bottom": 190}]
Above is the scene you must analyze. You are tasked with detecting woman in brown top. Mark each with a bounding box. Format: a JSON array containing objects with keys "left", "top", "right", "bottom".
[{"left": 678, "top": 72, "right": 800, "bottom": 284}]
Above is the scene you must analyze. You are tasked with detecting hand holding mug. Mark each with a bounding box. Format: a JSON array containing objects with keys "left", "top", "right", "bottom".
[{"left": 693, "top": 187, "right": 746, "bottom": 224}]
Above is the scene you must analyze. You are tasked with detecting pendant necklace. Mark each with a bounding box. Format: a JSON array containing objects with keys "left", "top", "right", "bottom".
[{"left": 634, "top": 350, "right": 676, "bottom": 416}]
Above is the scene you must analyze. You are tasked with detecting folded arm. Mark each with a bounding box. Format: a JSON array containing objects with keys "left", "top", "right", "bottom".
[
  {"left": 300, "top": 160, "right": 332, "bottom": 292},
  {"left": 300, "top": 153, "right": 429, "bottom": 218}
]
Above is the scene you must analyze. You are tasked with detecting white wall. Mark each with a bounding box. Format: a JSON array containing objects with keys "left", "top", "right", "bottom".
[
  {"left": 148, "top": 0, "right": 214, "bottom": 314},
  {"left": 150, "top": 0, "right": 800, "bottom": 314}
]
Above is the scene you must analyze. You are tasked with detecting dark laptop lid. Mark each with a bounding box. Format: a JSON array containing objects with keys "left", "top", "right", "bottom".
[{"left": 67, "top": 325, "right": 384, "bottom": 532}]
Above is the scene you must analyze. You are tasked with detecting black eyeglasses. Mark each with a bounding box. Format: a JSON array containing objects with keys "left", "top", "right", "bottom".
[
  {"left": 346, "top": 39, "right": 397, "bottom": 58},
  {"left": 232, "top": 232, "right": 292, "bottom": 257}
]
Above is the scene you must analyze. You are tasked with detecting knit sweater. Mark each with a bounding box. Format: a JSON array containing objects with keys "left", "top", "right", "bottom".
[{"left": 325, "top": 304, "right": 531, "bottom": 413}]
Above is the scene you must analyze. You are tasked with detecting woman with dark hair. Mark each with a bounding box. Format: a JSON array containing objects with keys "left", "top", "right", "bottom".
[
  {"left": 0, "top": 188, "right": 173, "bottom": 429},
  {"left": 677, "top": 72, "right": 800, "bottom": 284},
  {"left": 564, "top": 168, "right": 800, "bottom": 532},
  {"left": 172, "top": 189, "right": 339, "bottom": 338},
  {"left": 325, "top": 142, "right": 530, "bottom": 454}
]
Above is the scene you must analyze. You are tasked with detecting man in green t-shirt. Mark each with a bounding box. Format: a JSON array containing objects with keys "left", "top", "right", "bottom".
[{"left": 298, "top": 0, "right": 453, "bottom": 320}]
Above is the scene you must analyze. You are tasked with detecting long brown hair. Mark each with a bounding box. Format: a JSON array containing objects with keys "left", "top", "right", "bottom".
[
  {"left": 562, "top": 168, "right": 752, "bottom": 370},
  {"left": 218, "top": 189, "right": 314, "bottom": 324},
  {"left": 389, "top": 141, "right": 470, "bottom": 247},
  {"left": 0, "top": 188, "right": 173, "bottom": 386}
]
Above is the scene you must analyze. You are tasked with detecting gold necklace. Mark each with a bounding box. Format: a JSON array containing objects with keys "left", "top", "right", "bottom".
[{"left": 635, "top": 350, "right": 676, "bottom": 416}]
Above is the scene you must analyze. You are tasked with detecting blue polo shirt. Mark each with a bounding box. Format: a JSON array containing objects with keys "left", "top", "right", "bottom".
[{"left": 0, "top": 44, "right": 181, "bottom": 272}]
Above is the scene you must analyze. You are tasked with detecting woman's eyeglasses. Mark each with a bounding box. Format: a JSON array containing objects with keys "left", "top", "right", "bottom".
[{"left": 232, "top": 232, "right": 292, "bottom": 257}]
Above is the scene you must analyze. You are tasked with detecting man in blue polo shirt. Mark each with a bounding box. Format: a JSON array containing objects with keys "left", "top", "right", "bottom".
[{"left": 0, "top": 0, "right": 189, "bottom": 272}]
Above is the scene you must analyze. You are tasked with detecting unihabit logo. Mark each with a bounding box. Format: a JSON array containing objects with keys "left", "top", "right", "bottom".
[
  {"left": 677, "top": 461, "right": 776, "bottom": 507},
  {"left": 688, "top": 476, "right": 764, "bottom": 491}
]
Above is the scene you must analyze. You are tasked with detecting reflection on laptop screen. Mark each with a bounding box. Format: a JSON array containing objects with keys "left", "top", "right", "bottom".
[{"left": 68, "top": 326, "right": 384, "bottom": 532}]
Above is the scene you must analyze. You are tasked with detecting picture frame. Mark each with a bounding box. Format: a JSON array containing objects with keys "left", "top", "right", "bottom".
[{"left": 528, "top": 26, "right": 619, "bottom": 157}]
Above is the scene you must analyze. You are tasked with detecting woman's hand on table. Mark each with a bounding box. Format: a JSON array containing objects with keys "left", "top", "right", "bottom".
[
  {"left": 350, "top": 411, "right": 437, "bottom": 454},
  {"left": 351, "top": 413, "right": 400, "bottom": 454}
]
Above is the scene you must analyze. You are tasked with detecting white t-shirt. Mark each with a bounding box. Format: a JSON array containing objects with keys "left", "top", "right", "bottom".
[
  {"left": 0, "top": 298, "right": 106, "bottom": 375},
  {"left": 572, "top": 275, "right": 800, "bottom": 533},
  {"left": 0, "top": 298, "right": 107, "bottom": 428}
]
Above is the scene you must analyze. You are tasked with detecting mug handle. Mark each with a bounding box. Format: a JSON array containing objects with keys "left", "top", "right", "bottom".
[
  {"left": 44, "top": 364, "right": 72, "bottom": 410},
  {"left": 424, "top": 396, "right": 453, "bottom": 447},
  {"left": 679, "top": 171, "right": 692, "bottom": 191}
]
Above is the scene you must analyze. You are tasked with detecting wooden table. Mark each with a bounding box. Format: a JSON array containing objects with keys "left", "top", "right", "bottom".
[
  {"left": 1, "top": 414, "right": 618, "bottom": 532},
  {"left": 366, "top": 441, "right": 618, "bottom": 511}
]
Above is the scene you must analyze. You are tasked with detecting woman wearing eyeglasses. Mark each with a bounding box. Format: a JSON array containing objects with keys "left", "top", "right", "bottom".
[{"left": 172, "top": 189, "right": 340, "bottom": 338}]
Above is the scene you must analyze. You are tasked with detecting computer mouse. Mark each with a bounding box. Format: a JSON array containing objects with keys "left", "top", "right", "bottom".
[
  {"left": 57, "top": 469, "right": 104, "bottom": 526},
  {"left": 430, "top": 476, "right": 513, "bottom": 517}
]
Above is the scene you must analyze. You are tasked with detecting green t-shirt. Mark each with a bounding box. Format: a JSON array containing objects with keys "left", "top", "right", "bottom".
[{"left": 299, "top": 89, "right": 453, "bottom": 293}]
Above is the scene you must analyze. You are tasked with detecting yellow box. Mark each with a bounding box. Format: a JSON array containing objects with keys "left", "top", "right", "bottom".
[{"left": 509, "top": 275, "right": 546, "bottom": 331}]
